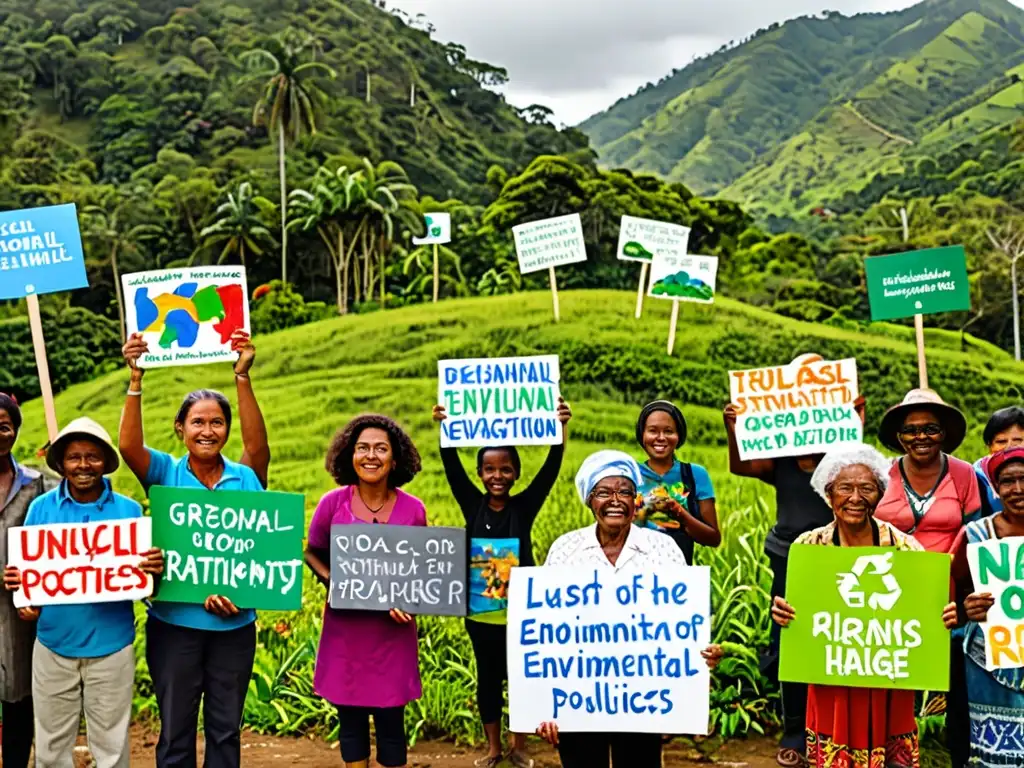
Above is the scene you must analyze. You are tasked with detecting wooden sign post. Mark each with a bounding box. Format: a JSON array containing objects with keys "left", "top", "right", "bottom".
[
  {"left": 512, "top": 214, "right": 587, "bottom": 323},
  {"left": 25, "top": 295, "right": 58, "bottom": 442},
  {"left": 667, "top": 300, "right": 680, "bottom": 355},
  {"left": 411, "top": 213, "right": 452, "bottom": 305},
  {"left": 548, "top": 266, "right": 561, "bottom": 323},
  {"left": 617, "top": 215, "right": 691, "bottom": 322},
  {"left": 433, "top": 243, "right": 440, "bottom": 304},
  {"left": 635, "top": 263, "right": 649, "bottom": 320}
]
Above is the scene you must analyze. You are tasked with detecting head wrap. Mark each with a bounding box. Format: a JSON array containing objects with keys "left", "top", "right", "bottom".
[
  {"left": 575, "top": 450, "right": 643, "bottom": 504},
  {"left": 635, "top": 400, "right": 687, "bottom": 447},
  {"left": 809, "top": 444, "right": 892, "bottom": 506},
  {"left": 986, "top": 446, "right": 1024, "bottom": 485}
]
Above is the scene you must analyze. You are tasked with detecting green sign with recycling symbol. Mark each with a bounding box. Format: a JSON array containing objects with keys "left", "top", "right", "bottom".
[{"left": 779, "top": 545, "right": 951, "bottom": 691}]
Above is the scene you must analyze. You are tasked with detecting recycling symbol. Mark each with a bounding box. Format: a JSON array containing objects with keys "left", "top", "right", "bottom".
[
  {"left": 914, "top": 300, "right": 923, "bottom": 310},
  {"left": 835, "top": 552, "right": 902, "bottom": 611}
]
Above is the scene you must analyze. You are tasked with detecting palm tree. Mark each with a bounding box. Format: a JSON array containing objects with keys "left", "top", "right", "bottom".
[
  {"left": 356, "top": 159, "right": 417, "bottom": 306},
  {"left": 402, "top": 244, "right": 468, "bottom": 301},
  {"left": 243, "top": 31, "right": 335, "bottom": 285},
  {"left": 197, "top": 181, "right": 276, "bottom": 267}
]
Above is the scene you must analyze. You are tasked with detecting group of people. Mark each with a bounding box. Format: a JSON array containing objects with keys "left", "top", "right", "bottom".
[{"left": 0, "top": 334, "right": 1022, "bottom": 768}]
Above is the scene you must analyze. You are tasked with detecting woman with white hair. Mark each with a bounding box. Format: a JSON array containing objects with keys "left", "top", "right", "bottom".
[
  {"left": 771, "top": 445, "right": 957, "bottom": 768},
  {"left": 534, "top": 450, "right": 722, "bottom": 768}
]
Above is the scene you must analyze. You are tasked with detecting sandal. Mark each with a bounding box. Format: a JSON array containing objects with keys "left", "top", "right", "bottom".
[
  {"left": 777, "top": 747, "right": 807, "bottom": 768},
  {"left": 474, "top": 755, "right": 503, "bottom": 768}
]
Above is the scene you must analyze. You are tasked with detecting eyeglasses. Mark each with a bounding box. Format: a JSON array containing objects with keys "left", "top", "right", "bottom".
[
  {"left": 830, "top": 482, "right": 880, "bottom": 497},
  {"left": 591, "top": 489, "right": 635, "bottom": 502},
  {"left": 898, "top": 424, "right": 943, "bottom": 438}
]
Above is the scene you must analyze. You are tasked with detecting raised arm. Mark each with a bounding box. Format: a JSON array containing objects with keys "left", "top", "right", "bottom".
[
  {"left": 233, "top": 331, "right": 270, "bottom": 489},
  {"left": 433, "top": 405, "right": 481, "bottom": 516},
  {"left": 119, "top": 333, "right": 151, "bottom": 486},
  {"left": 723, "top": 404, "right": 775, "bottom": 483}
]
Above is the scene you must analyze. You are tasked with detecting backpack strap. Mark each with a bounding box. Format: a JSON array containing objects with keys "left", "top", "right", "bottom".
[{"left": 678, "top": 462, "right": 702, "bottom": 522}]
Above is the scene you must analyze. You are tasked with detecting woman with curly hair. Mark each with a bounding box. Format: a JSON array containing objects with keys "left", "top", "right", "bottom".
[{"left": 304, "top": 414, "right": 425, "bottom": 768}]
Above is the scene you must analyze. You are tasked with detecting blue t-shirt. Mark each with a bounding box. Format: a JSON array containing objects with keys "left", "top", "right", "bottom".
[
  {"left": 24, "top": 479, "right": 142, "bottom": 659},
  {"left": 634, "top": 459, "right": 714, "bottom": 564},
  {"left": 144, "top": 448, "right": 262, "bottom": 632}
]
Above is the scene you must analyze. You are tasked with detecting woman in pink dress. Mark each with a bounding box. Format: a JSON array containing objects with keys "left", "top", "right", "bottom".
[{"left": 305, "top": 414, "right": 426, "bottom": 768}]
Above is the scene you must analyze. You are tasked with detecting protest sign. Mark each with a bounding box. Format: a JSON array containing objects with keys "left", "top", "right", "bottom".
[
  {"left": 329, "top": 526, "right": 466, "bottom": 617},
  {"left": 121, "top": 267, "right": 250, "bottom": 368},
  {"left": 411, "top": 213, "right": 452, "bottom": 246},
  {"left": 649, "top": 253, "right": 718, "bottom": 304},
  {"left": 617, "top": 215, "right": 691, "bottom": 264},
  {"left": 864, "top": 246, "right": 970, "bottom": 322},
  {"left": 438, "top": 355, "right": 561, "bottom": 448},
  {"left": 7, "top": 518, "right": 153, "bottom": 608},
  {"left": 729, "top": 356, "right": 861, "bottom": 460},
  {"left": 507, "top": 566, "right": 712, "bottom": 734},
  {"left": 780, "top": 545, "right": 951, "bottom": 690},
  {"left": 150, "top": 486, "right": 304, "bottom": 611},
  {"left": 967, "top": 536, "right": 1024, "bottom": 670},
  {"left": 512, "top": 214, "right": 587, "bottom": 322},
  {"left": 0, "top": 204, "right": 88, "bottom": 300}
]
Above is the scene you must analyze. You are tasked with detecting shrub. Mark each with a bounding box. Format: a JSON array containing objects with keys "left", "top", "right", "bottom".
[{"left": 250, "top": 281, "right": 331, "bottom": 335}]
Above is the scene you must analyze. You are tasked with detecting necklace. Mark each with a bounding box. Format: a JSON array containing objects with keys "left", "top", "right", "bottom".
[{"left": 358, "top": 489, "right": 389, "bottom": 522}]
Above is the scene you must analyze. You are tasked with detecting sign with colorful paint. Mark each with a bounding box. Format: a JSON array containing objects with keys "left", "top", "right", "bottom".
[
  {"left": 507, "top": 566, "right": 712, "bottom": 734},
  {"left": 0, "top": 204, "right": 88, "bottom": 299},
  {"left": 329, "top": 526, "right": 467, "bottom": 617},
  {"left": 512, "top": 214, "right": 587, "bottom": 275},
  {"left": 616, "top": 216, "right": 691, "bottom": 263},
  {"left": 864, "top": 246, "right": 970, "bottom": 321},
  {"left": 412, "top": 213, "right": 452, "bottom": 245},
  {"left": 438, "top": 355, "right": 561, "bottom": 448},
  {"left": 729, "top": 356, "right": 861, "bottom": 460},
  {"left": 149, "top": 486, "right": 305, "bottom": 611},
  {"left": 967, "top": 537, "right": 1024, "bottom": 670},
  {"left": 121, "top": 267, "right": 250, "bottom": 368},
  {"left": 469, "top": 537, "right": 520, "bottom": 623},
  {"left": 7, "top": 518, "right": 153, "bottom": 607},
  {"left": 649, "top": 253, "right": 718, "bottom": 303},
  {"left": 780, "top": 546, "right": 951, "bottom": 690}
]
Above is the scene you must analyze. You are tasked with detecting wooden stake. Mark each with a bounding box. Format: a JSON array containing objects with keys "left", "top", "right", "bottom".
[
  {"left": 635, "top": 262, "right": 649, "bottom": 319},
  {"left": 914, "top": 313, "right": 928, "bottom": 389},
  {"left": 432, "top": 243, "right": 439, "bottom": 303},
  {"left": 548, "top": 266, "right": 560, "bottom": 322},
  {"left": 26, "top": 294, "right": 59, "bottom": 442},
  {"left": 667, "top": 300, "right": 680, "bottom": 355}
]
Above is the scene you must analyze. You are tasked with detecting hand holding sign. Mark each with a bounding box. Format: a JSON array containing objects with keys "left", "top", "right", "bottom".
[
  {"left": 965, "top": 592, "right": 995, "bottom": 623},
  {"left": 231, "top": 329, "right": 255, "bottom": 375}
]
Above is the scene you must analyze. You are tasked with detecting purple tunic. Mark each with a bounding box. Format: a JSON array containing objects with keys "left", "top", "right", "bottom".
[{"left": 308, "top": 486, "right": 426, "bottom": 708}]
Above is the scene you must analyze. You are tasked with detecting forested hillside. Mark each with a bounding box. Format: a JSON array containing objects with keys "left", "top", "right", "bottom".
[{"left": 580, "top": 0, "right": 1024, "bottom": 213}]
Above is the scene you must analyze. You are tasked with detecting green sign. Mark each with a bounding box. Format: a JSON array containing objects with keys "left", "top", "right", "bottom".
[
  {"left": 864, "top": 245, "right": 970, "bottom": 321},
  {"left": 779, "top": 545, "right": 950, "bottom": 691},
  {"left": 150, "top": 486, "right": 305, "bottom": 611}
]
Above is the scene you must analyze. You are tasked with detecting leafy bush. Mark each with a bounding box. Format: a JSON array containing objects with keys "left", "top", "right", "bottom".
[{"left": 249, "top": 281, "right": 331, "bottom": 336}]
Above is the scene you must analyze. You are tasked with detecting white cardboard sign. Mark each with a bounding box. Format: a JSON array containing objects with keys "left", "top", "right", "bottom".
[{"left": 512, "top": 214, "right": 587, "bottom": 275}]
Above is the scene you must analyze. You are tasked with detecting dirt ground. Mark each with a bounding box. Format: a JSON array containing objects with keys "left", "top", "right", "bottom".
[{"left": 112, "top": 726, "right": 781, "bottom": 767}]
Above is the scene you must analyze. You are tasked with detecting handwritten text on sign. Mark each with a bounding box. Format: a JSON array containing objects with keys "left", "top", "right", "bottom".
[
  {"left": 968, "top": 537, "right": 1024, "bottom": 670},
  {"left": 329, "top": 526, "right": 467, "bottom": 617},
  {"left": 0, "top": 203, "right": 88, "bottom": 299},
  {"left": 508, "top": 566, "right": 711, "bottom": 734},
  {"left": 150, "top": 487, "right": 305, "bottom": 611},
  {"left": 513, "top": 214, "right": 588, "bottom": 275},
  {"left": 439, "top": 356, "right": 561, "bottom": 448},
  {"left": 7, "top": 518, "right": 153, "bottom": 607},
  {"left": 729, "top": 357, "right": 861, "bottom": 460}
]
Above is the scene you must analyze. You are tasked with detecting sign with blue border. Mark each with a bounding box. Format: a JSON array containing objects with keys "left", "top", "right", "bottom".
[{"left": 0, "top": 204, "right": 88, "bottom": 299}]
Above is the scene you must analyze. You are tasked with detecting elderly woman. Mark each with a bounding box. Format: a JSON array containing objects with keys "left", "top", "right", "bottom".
[
  {"left": 950, "top": 446, "right": 1024, "bottom": 767},
  {"left": 535, "top": 450, "right": 722, "bottom": 768},
  {"left": 772, "top": 445, "right": 956, "bottom": 768},
  {"left": 119, "top": 331, "right": 270, "bottom": 768},
  {"left": 0, "top": 393, "right": 56, "bottom": 768},
  {"left": 304, "top": 414, "right": 426, "bottom": 768}
]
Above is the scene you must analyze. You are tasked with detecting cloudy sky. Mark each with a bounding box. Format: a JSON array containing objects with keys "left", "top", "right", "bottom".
[{"left": 388, "top": 0, "right": 1021, "bottom": 125}]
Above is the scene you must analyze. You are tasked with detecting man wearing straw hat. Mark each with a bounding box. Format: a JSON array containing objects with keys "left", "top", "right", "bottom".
[{"left": 2, "top": 418, "right": 163, "bottom": 768}]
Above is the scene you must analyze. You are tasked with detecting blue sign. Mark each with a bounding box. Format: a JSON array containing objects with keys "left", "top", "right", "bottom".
[{"left": 0, "top": 204, "right": 88, "bottom": 299}]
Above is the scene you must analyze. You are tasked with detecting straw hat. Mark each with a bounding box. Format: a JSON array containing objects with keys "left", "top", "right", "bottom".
[
  {"left": 45, "top": 417, "right": 120, "bottom": 475},
  {"left": 878, "top": 389, "right": 967, "bottom": 454}
]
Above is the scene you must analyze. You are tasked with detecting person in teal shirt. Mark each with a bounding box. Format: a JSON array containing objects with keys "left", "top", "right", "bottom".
[
  {"left": 633, "top": 400, "right": 721, "bottom": 564},
  {"left": 118, "top": 329, "right": 270, "bottom": 768},
  {"left": 4, "top": 417, "right": 163, "bottom": 768}
]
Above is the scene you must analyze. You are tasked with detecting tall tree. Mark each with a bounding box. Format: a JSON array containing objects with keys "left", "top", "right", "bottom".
[
  {"left": 243, "top": 32, "right": 335, "bottom": 286},
  {"left": 197, "top": 181, "right": 276, "bottom": 268},
  {"left": 356, "top": 158, "right": 418, "bottom": 306}
]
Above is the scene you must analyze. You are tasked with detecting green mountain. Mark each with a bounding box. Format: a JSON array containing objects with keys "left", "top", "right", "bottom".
[
  {"left": 0, "top": 0, "right": 585, "bottom": 204},
  {"left": 580, "top": 0, "right": 1024, "bottom": 215}
]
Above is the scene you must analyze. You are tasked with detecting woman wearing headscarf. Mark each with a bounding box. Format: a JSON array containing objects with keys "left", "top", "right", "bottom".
[
  {"left": 874, "top": 389, "right": 981, "bottom": 767},
  {"left": 634, "top": 401, "right": 720, "bottom": 565},
  {"left": 432, "top": 398, "right": 572, "bottom": 768},
  {"left": 771, "top": 444, "right": 958, "bottom": 768},
  {"left": 534, "top": 450, "right": 722, "bottom": 768},
  {"left": 975, "top": 407, "right": 1024, "bottom": 515},
  {"left": 950, "top": 446, "right": 1024, "bottom": 767},
  {"left": 304, "top": 414, "right": 426, "bottom": 768},
  {"left": 0, "top": 393, "right": 56, "bottom": 768},
  {"left": 119, "top": 330, "right": 270, "bottom": 768}
]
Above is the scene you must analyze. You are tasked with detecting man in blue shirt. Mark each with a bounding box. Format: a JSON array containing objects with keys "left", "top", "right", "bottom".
[{"left": 3, "top": 418, "right": 163, "bottom": 768}]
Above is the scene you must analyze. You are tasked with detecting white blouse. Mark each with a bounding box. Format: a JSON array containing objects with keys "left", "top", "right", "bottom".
[{"left": 544, "top": 523, "right": 687, "bottom": 571}]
